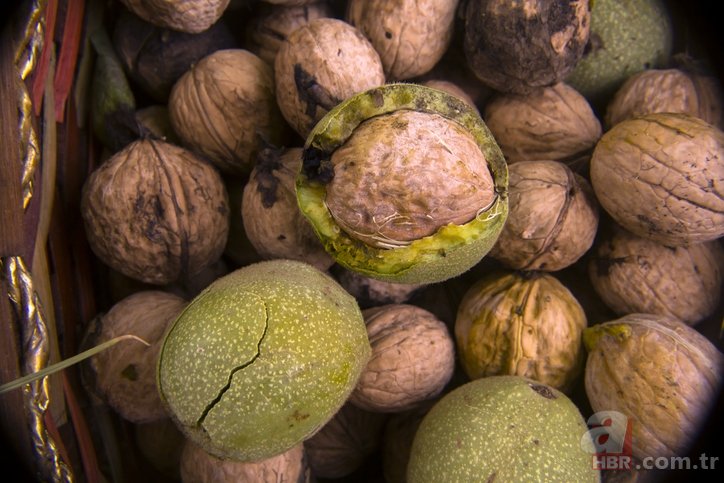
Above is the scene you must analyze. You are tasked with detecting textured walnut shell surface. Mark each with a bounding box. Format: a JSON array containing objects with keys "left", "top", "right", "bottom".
[
  {"left": 246, "top": 2, "right": 333, "bottom": 65},
  {"left": 169, "top": 49, "right": 284, "bottom": 175},
  {"left": 81, "top": 139, "right": 229, "bottom": 285},
  {"left": 589, "top": 227, "right": 723, "bottom": 325},
  {"left": 86, "top": 291, "right": 187, "bottom": 423},
  {"left": 483, "top": 83, "right": 602, "bottom": 163},
  {"left": 349, "top": 304, "right": 455, "bottom": 412},
  {"left": 464, "top": 0, "right": 590, "bottom": 94},
  {"left": 490, "top": 160, "right": 599, "bottom": 271},
  {"left": 274, "top": 18, "right": 385, "bottom": 137},
  {"left": 590, "top": 112, "right": 724, "bottom": 246},
  {"left": 304, "top": 402, "right": 387, "bottom": 479},
  {"left": 119, "top": 0, "right": 230, "bottom": 34},
  {"left": 242, "top": 147, "right": 334, "bottom": 271},
  {"left": 327, "top": 110, "right": 495, "bottom": 249},
  {"left": 180, "top": 440, "right": 310, "bottom": 482},
  {"left": 584, "top": 314, "right": 724, "bottom": 459},
  {"left": 455, "top": 271, "right": 587, "bottom": 391},
  {"left": 346, "top": 0, "right": 457, "bottom": 80}
]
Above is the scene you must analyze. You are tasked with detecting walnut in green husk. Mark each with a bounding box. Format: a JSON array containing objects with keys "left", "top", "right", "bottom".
[
  {"left": 274, "top": 18, "right": 385, "bottom": 137},
  {"left": 350, "top": 304, "right": 455, "bottom": 412},
  {"left": 241, "top": 146, "right": 334, "bottom": 271},
  {"left": 590, "top": 112, "right": 724, "bottom": 246},
  {"left": 180, "top": 440, "right": 310, "bottom": 482},
  {"left": 421, "top": 79, "right": 479, "bottom": 113},
  {"left": 81, "top": 139, "right": 229, "bottom": 285},
  {"left": 589, "top": 226, "right": 723, "bottom": 325},
  {"left": 169, "top": 49, "right": 285, "bottom": 175},
  {"left": 84, "top": 291, "right": 187, "bottom": 423},
  {"left": 584, "top": 314, "right": 724, "bottom": 459},
  {"left": 490, "top": 160, "right": 599, "bottom": 271},
  {"left": 303, "top": 402, "right": 387, "bottom": 479},
  {"left": 455, "top": 271, "right": 587, "bottom": 391},
  {"left": 483, "top": 83, "right": 602, "bottom": 164},
  {"left": 346, "top": 0, "right": 458, "bottom": 80},
  {"left": 119, "top": 0, "right": 230, "bottom": 33},
  {"left": 297, "top": 84, "right": 508, "bottom": 284},
  {"left": 463, "top": 0, "right": 590, "bottom": 94}
]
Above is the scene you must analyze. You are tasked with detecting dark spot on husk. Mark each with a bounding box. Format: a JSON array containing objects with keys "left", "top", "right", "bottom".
[
  {"left": 487, "top": 472, "right": 497, "bottom": 482},
  {"left": 289, "top": 409, "right": 310, "bottom": 422},
  {"left": 372, "top": 89, "right": 384, "bottom": 107},
  {"left": 294, "top": 64, "right": 342, "bottom": 120},
  {"left": 121, "top": 364, "right": 138, "bottom": 381},
  {"left": 529, "top": 383, "right": 557, "bottom": 399},
  {"left": 533, "top": 439, "right": 540, "bottom": 445},
  {"left": 302, "top": 146, "right": 335, "bottom": 184},
  {"left": 253, "top": 146, "right": 284, "bottom": 208}
]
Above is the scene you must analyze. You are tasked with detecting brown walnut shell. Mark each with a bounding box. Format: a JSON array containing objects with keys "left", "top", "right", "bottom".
[
  {"left": 119, "top": 0, "right": 230, "bottom": 34},
  {"left": 334, "top": 267, "right": 424, "bottom": 308},
  {"left": 81, "top": 139, "right": 229, "bottom": 285},
  {"left": 589, "top": 226, "right": 723, "bottom": 325},
  {"left": 349, "top": 304, "right": 455, "bottom": 412},
  {"left": 483, "top": 83, "right": 602, "bottom": 164},
  {"left": 346, "top": 0, "right": 457, "bottom": 80},
  {"left": 490, "top": 160, "right": 599, "bottom": 271},
  {"left": 584, "top": 313, "right": 724, "bottom": 459},
  {"left": 590, "top": 112, "right": 724, "bottom": 246}
]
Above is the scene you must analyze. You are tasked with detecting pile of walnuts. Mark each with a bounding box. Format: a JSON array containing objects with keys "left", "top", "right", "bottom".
[{"left": 76, "top": 0, "right": 723, "bottom": 482}]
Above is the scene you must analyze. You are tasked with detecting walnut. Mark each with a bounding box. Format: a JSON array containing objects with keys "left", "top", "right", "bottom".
[
  {"left": 274, "top": 18, "right": 385, "bottom": 137},
  {"left": 590, "top": 112, "right": 724, "bottom": 246},
  {"left": 490, "top": 160, "right": 599, "bottom": 271},
  {"left": 134, "top": 418, "right": 185, "bottom": 478},
  {"left": 483, "top": 83, "right": 602, "bottom": 164},
  {"left": 463, "top": 0, "right": 590, "bottom": 94},
  {"left": 606, "top": 68, "right": 724, "bottom": 128},
  {"left": 349, "top": 304, "right": 455, "bottom": 412},
  {"left": 169, "top": 49, "right": 286, "bottom": 175},
  {"left": 180, "top": 440, "right": 310, "bottom": 482},
  {"left": 241, "top": 146, "right": 334, "bottom": 271},
  {"left": 119, "top": 0, "right": 230, "bottom": 34},
  {"left": 584, "top": 314, "right": 724, "bottom": 459},
  {"left": 83, "top": 291, "right": 187, "bottom": 423},
  {"left": 346, "top": 0, "right": 457, "bottom": 80},
  {"left": 246, "top": 2, "right": 334, "bottom": 65},
  {"left": 589, "top": 226, "right": 723, "bottom": 325},
  {"left": 81, "top": 139, "right": 229, "bottom": 285},
  {"left": 381, "top": 403, "right": 434, "bottom": 483},
  {"left": 303, "top": 402, "right": 387, "bottom": 479},
  {"left": 421, "top": 79, "right": 479, "bottom": 113},
  {"left": 333, "top": 266, "right": 424, "bottom": 308}
]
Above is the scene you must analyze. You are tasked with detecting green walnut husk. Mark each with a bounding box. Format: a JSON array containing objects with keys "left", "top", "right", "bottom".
[
  {"left": 157, "top": 260, "right": 371, "bottom": 462},
  {"left": 296, "top": 83, "right": 508, "bottom": 284}
]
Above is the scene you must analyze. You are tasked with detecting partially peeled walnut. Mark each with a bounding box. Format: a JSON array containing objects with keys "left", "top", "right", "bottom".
[{"left": 297, "top": 84, "right": 508, "bottom": 284}]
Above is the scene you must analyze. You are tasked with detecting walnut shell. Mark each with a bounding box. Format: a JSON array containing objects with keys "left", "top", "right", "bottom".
[
  {"left": 381, "top": 402, "right": 434, "bottom": 483},
  {"left": 303, "top": 402, "right": 387, "bottom": 479},
  {"left": 246, "top": 2, "right": 333, "bottom": 66},
  {"left": 483, "top": 83, "right": 602, "bottom": 164},
  {"left": 463, "top": 0, "right": 590, "bottom": 94},
  {"left": 455, "top": 271, "right": 587, "bottom": 391},
  {"left": 589, "top": 226, "right": 723, "bottom": 325},
  {"left": 334, "top": 267, "right": 424, "bottom": 308},
  {"left": 584, "top": 313, "right": 724, "bottom": 459},
  {"left": 590, "top": 112, "right": 724, "bottom": 246},
  {"left": 606, "top": 68, "right": 724, "bottom": 129},
  {"left": 180, "top": 440, "right": 310, "bottom": 482},
  {"left": 81, "top": 139, "right": 229, "bottom": 285},
  {"left": 241, "top": 147, "right": 334, "bottom": 271},
  {"left": 274, "top": 18, "right": 385, "bottom": 137},
  {"left": 346, "top": 0, "right": 457, "bottom": 80},
  {"left": 349, "top": 304, "right": 455, "bottom": 412},
  {"left": 85, "top": 291, "right": 187, "bottom": 423},
  {"left": 169, "top": 49, "right": 285, "bottom": 175},
  {"left": 490, "top": 160, "right": 599, "bottom": 271},
  {"left": 119, "top": 0, "right": 230, "bottom": 34}
]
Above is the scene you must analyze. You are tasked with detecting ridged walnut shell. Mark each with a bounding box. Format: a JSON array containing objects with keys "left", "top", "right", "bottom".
[
  {"left": 589, "top": 227, "right": 723, "bottom": 325},
  {"left": 241, "top": 147, "right": 334, "bottom": 272},
  {"left": 483, "top": 83, "right": 602, "bottom": 164},
  {"left": 584, "top": 314, "right": 724, "bottom": 459},
  {"left": 590, "top": 112, "right": 724, "bottom": 246},
  {"left": 455, "top": 271, "right": 587, "bottom": 391},
  {"left": 346, "top": 0, "right": 457, "bottom": 80},
  {"left": 169, "top": 49, "right": 285, "bottom": 175},
  {"left": 119, "top": 0, "right": 230, "bottom": 34},
  {"left": 81, "top": 139, "right": 229, "bottom": 285},
  {"left": 490, "top": 160, "right": 599, "bottom": 271},
  {"left": 350, "top": 304, "right": 455, "bottom": 412}
]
